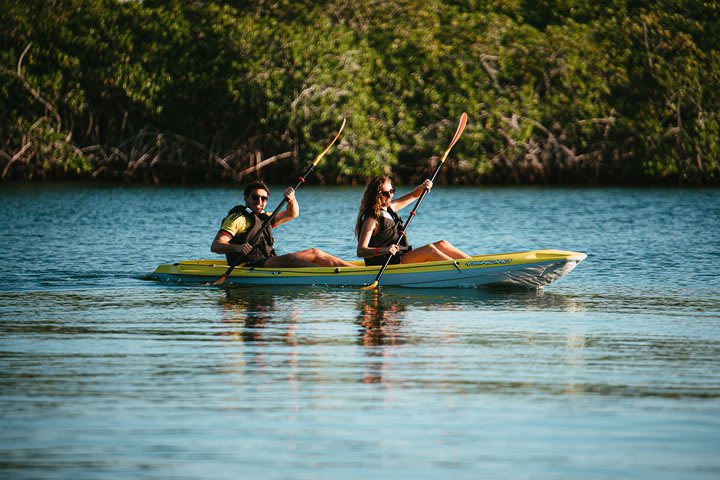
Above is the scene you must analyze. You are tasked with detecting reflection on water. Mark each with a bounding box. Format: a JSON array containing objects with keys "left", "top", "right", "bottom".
[
  {"left": 214, "top": 286, "right": 586, "bottom": 347},
  {"left": 210, "top": 285, "right": 720, "bottom": 400},
  {"left": 355, "top": 290, "right": 407, "bottom": 384},
  {"left": 356, "top": 291, "right": 407, "bottom": 347},
  {"left": 221, "top": 287, "right": 283, "bottom": 343}
]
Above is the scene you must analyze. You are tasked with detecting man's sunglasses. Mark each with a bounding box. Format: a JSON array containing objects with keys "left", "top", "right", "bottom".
[
  {"left": 380, "top": 188, "right": 395, "bottom": 198},
  {"left": 250, "top": 193, "right": 268, "bottom": 202}
]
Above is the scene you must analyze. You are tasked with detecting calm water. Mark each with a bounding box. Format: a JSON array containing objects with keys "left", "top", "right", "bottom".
[{"left": 1, "top": 183, "right": 719, "bottom": 479}]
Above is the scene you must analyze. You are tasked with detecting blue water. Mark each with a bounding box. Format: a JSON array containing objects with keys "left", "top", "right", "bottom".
[{"left": 1, "top": 183, "right": 719, "bottom": 479}]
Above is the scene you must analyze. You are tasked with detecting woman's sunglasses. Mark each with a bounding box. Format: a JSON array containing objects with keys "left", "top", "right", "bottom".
[
  {"left": 380, "top": 188, "right": 395, "bottom": 198},
  {"left": 250, "top": 193, "right": 268, "bottom": 202}
]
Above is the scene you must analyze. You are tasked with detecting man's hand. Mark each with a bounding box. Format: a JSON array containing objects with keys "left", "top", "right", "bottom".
[
  {"left": 237, "top": 243, "right": 253, "bottom": 256},
  {"left": 283, "top": 187, "right": 296, "bottom": 203}
]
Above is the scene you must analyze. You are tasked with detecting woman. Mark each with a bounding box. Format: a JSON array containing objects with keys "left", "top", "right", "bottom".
[{"left": 355, "top": 175, "right": 471, "bottom": 266}]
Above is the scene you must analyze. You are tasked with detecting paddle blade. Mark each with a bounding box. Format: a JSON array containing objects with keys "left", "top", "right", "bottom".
[
  {"left": 312, "top": 118, "right": 346, "bottom": 167},
  {"left": 453, "top": 112, "right": 468, "bottom": 143},
  {"left": 213, "top": 275, "right": 229, "bottom": 286},
  {"left": 439, "top": 112, "right": 468, "bottom": 164},
  {"left": 361, "top": 281, "right": 379, "bottom": 290}
]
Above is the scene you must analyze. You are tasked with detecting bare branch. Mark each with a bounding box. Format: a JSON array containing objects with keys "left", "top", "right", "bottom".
[
  {"left": 11, "top": 141, "right": 33, "bottom": 162},
  {"left": 2, "top": 141, "right": 33, "bottom": 178},
  {"left": 17, "top": 43, "right": 32, "bottom": 76},
  {"left": 3, "top": 44, "right": 62, "bottom": 128},
  {"left": 643, "top": 21, "right": 654, "bottom": 70},
  {"left": 479, "top": 53, "right": 504, "bottom": 93},
  {"left": 235, "top": 151, "right": 293, "bottom": 179}
]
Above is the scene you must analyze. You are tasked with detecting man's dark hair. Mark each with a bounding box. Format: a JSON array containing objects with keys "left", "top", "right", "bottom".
[{"left": 244, "top": 181, "right": 270, "bottom": 198}]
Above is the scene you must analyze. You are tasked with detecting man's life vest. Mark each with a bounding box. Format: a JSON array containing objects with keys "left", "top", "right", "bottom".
[
  {"left": 226, "top": 205, "right": 276, "bottom": 265},
  {"left": 364, "top": 207, "right": 411, "bottom": 266}
]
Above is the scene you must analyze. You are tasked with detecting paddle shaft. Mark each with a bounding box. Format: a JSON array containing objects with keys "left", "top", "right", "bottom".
[
  {"left": 364, "top": 112, "right": 467, "bottom": 289},
  {"left": 214, "top": 119, "right": 345, "bottom": 285}
]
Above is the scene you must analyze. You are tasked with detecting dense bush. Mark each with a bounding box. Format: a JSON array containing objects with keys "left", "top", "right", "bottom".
[{"left": 1, "top": 0, "right": 718, "bottom": 184}]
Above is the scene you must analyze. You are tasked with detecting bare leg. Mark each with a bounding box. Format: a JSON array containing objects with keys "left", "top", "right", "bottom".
[
  {"left": 400, "top": 240, "right": 471, "bottom": 264},
  {"left": 264, "top": 253, "right": 317, "bottom": 268},
  {"left": 265, "top": 248, "right": 354, "bottom": 268},
  {"left": 295, "top": 248, "right": 355, "bottom": 267},
  {"left": 433, "top": 240, "right": 471, "bottom": 259},
  {"left": 400, "top": 244, "right": 454, "bottom": 263}
]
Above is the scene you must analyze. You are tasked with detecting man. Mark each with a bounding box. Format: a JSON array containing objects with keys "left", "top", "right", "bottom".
[{"left": 211, "top": 180, "right": 354, "bottom": 268}]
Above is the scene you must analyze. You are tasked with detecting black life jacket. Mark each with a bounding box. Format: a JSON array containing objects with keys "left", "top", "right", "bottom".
[
  {"left": 364, "top": 208, "right": 411, "bottom": 266},
  {"left": 225, "top": 205, "right": 276, "bottom": 265}
]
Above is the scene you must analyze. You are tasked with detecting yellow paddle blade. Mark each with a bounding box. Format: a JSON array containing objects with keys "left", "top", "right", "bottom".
[
  {"left": 213, "top": 275, "right": 228, "bottom": 286},
  {"left": 312, "top": 118, "right": 346, "bottom": 167},
  {"left": 361, "top": 281, "right": 379, "bottom": 290},
  {"left": 439, "top": 112, "right": 468, "bottom": 164}
]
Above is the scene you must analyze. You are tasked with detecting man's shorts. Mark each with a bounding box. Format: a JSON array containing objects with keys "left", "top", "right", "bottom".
[{"left": 246, "top": 257, "right": 268, "bottom": 268}]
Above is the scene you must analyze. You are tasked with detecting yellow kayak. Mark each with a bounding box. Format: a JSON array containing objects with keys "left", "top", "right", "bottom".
[{"left": 149, "top": 249, "right": 587, "bottom": 288}]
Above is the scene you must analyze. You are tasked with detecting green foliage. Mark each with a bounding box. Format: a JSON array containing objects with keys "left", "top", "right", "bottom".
[{"left": 0, "top": 0, "right": 718, "bottom": 184}]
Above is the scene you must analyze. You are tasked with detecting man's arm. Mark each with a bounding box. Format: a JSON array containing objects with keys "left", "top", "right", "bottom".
[
  {"left": 211, "top": 231, "right": 252, "bottom": 256},
  {"left": 271, "top": 187, "right": 299, "bottom": 227}
]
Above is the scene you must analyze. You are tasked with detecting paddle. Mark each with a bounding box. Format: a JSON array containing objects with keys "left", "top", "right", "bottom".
[
  {"left": 213, "top": 118, "right": 346, "bottom": 286},
  {"left": 361, "top": 112, "right": 468, "bottom": 290}
]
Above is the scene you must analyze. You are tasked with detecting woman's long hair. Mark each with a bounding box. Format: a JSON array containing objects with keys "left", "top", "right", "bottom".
[{"left": 355, "top": 175, "right": 391, "bottom": 239}]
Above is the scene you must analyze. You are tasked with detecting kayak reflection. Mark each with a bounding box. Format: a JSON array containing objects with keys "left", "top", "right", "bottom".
[
  {"left": 217, "top": 285, "right": 586, "bottom": 344},
  {"left": 219, "top": 286, "right": 300, "bottom": 345},
  {"left": 216, "top": 285, "right": 587, "bottom": 387}
]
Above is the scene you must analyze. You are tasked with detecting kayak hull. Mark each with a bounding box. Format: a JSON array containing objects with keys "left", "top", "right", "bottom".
[{"left": 149, "top": 249, "right": 587, "bottom": 289}]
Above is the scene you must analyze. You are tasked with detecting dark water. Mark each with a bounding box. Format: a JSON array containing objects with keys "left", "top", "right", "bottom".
[{"left": 1, "top": 184, "right": 719, "bottom": 479}]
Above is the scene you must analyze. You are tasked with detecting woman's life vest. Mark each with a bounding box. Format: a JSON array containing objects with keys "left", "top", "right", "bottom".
[
  {"left": 225, "top": 205, "right": 276, "bottom": 265},
  {"left": 364, "top": 207, "right": 411, "bottom": 266}
]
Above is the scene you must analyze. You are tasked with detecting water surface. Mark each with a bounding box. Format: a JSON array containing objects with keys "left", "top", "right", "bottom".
[{"left": 1, "top": 184, "right": 719, "bottom": 479}]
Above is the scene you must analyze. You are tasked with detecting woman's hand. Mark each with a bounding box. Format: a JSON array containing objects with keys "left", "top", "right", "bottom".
[
  {"left": 414, "top": 179, "right": 432, "bottom": 196},
  {"left": 387, "top": 244, "right": 399, "bottom": 256}
]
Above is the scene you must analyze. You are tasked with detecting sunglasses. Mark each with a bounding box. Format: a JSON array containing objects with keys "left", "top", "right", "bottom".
[
  {"left": 249, "top": 193, "right": 268, "bottom": 202},
  {"left": 380, "top": 188, "right": 395, "bottom": 198}
]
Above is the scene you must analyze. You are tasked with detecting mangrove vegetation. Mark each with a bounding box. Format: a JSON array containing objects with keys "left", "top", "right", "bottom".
[{"left": 1, "top": 0, "right": 718, "bottom": 185}]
